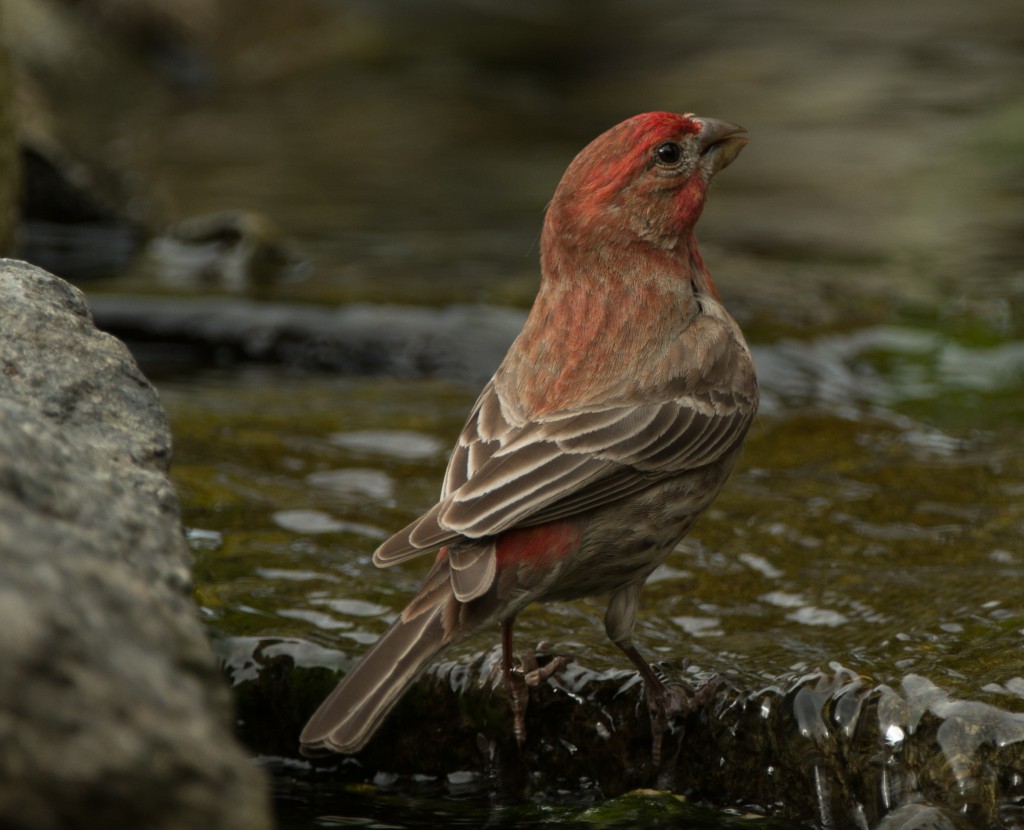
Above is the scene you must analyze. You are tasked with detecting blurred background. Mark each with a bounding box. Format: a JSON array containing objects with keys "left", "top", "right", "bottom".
[
  {"left": 2, "top": 0, "right": 1023, "bottom": 826},
  {"left": 4, "top": 0, "right": 1022, "bottom": 327}
]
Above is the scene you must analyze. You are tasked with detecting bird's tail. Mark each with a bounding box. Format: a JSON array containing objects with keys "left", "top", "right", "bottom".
[{"left": 299, "top": 570, "right": 457, "bottom": 755}]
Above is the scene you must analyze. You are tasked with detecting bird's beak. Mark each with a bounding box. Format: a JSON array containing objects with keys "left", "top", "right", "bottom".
[{"left": 695, "top": 117, "right": 749, "bottom": 174}]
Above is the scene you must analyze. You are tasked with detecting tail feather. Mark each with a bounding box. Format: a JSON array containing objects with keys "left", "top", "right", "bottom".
[
  {"left": 300, "top": 596, "right": 450, "bottom": 755},
  {"left": 301, "top": 550, "right": 499, "bottom": 755}
]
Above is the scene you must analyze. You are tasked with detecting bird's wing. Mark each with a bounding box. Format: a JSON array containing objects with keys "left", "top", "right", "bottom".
[{"left": 373, "top": 378, "right": 755, "bottom": 566}]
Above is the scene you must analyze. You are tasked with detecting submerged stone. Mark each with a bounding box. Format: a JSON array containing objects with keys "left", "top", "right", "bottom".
[{"left": 228, "top": 636, "right": 1024, "bottom": 828}]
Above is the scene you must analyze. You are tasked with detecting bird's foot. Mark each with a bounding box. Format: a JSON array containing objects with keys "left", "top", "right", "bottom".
[
  {"left": 517, "top": 641, "right": 572, "bottom": 687},
  {"left": 645, "top": 672, "right": 722, "bottom": 767},
  {"left": 645, "top": 680, "right": 684, "bottom": 769},
  {"left": 691, "top": 672, "right": 723, "bottom": 708},
  {"left": 498, "top": 641, "right": 573, "bottom": 749}
]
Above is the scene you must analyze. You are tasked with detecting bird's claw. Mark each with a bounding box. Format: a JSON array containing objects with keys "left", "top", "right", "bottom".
[
  {"left": 518, "top": 643, "right": 572, "bottom": 687},
  {"left": 645, "top": 673, "right": 722, "bottom": 767},
  {"left": 500, "top": 642, "right": 573, "bottom": 748},
  {"left": 691, "top": 673, "right": 723, "bottom": 708},
  {"left": 645, "top": 681, "right": 683, "bottom": 769},
  {"left": 523, "top": 655, "right": 570, "bottom": 686}
]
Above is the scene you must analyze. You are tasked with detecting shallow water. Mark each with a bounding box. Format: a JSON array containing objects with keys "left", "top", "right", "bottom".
[{"left": 162, "top": 326, "right": 1024, "bottom": 701}]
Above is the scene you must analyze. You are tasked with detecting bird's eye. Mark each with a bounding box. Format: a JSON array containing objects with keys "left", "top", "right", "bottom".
[{"left": 654, "top": 141, "right": 682, "bottom": 165}]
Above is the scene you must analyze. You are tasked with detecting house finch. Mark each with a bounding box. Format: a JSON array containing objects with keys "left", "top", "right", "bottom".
[{"left": 301, "top": 111, "right": 758, "bottom": 765}]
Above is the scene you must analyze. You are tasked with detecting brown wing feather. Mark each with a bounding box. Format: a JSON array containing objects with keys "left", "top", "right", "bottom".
[
  {"left": 373, "top": 378, "right": 756, "bottom": 568},
  {"left": 448, "top": 542, "right": 497, "bottom": 602},
  {"left": 439, "top": 400, "right": 752, "bottom": 536}
]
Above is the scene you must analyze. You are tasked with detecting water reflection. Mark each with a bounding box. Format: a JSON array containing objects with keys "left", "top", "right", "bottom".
[
  {"left": 306, "top": 468, "right": 395, "bottom": 502},
  {"left": 328, "top": 430, "right": 445, "bottom": 460},
  {"left": 272, "top": 508, "right": 389, "bottom": 539},
  {"left": 754, "top": 324, "right": 1024, "bottom": 424}
]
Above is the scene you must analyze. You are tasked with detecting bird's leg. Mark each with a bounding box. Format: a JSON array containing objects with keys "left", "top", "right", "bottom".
[
  {"left": 618, "top": 642, "right": 687, "bottom": 767},
  {"left": 500, "top": 617, "right": 529, "bottom": 748},
  {"left": 607, "top": 583, "right": 690, "bottom": 766},
  {"left": 498, "top": 622, "right": 572, "bottom": 749}
]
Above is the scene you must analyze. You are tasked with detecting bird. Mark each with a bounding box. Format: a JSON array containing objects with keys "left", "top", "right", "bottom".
[{"left": 300, "top": 111, "right": 758, "bottom": 765}]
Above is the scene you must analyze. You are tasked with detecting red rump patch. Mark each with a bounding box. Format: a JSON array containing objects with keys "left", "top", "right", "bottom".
[{"left": 496, "top": 521, "right": 581, "bottom": 568}]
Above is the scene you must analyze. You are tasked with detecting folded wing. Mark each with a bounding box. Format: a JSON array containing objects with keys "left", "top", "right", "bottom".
[{"left": 373, "top": 380, "right": 755, "bottom": 568}]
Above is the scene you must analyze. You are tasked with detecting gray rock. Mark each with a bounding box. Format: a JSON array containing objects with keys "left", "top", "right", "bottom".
[{"left": 0, "top": 259, "right": 271, "bottom": 830}]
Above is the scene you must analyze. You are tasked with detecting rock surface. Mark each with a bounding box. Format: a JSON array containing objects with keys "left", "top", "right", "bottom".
[{"left": 0, "top": 259, "right": 271, "bottom": 830}]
